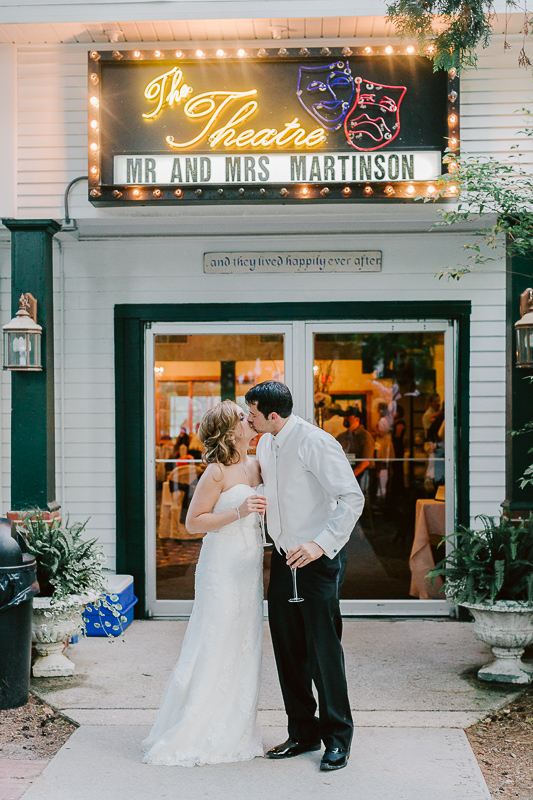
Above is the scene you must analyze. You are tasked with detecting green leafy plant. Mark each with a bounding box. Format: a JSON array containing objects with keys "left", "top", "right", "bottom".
[
  {"left": 387, "top": 0, "right": 531, "bottom": 73},
  {"left": 16, "top": 511, "right": 127, "bottom": 635},
  {"left": 429, "top": 514, "right": 533, "bottom": 604}
]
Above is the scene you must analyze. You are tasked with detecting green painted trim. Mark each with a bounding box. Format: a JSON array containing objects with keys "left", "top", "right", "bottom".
[
  {"left": 505, "top": 250, "right": 533, "bottom": 510},
  {"left": 2, "top": 219, "right": 61, "bottom": 510},
  {"left": 115, "top": 301, "right": 471, "bottom": 618}
]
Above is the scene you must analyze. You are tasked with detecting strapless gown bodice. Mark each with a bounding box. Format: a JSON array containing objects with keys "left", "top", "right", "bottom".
[{"left": 142, "top": 483, "right": 264, "bottom": 767}]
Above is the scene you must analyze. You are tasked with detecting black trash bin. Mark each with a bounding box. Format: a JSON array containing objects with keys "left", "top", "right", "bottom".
[{"left": 0, "top": 517, "right": 39, "bottom": 709}]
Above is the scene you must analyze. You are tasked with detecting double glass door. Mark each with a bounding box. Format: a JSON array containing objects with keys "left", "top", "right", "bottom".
[{"left": 146, "top": 321, "right": 454, "bottom": 617}]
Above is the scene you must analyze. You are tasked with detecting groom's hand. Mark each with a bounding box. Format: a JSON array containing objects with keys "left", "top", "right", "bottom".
[{"left": 286, "top": 542, "right": 324, "bottom": 569}]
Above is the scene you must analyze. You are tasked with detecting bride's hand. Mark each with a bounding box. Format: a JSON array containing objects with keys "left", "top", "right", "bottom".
[{"left": 238, "top": 494, "right": 267, "bottom": 518}]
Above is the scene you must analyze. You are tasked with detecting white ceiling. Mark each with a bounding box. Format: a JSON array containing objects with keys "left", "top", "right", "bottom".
[{"left": 0, "top": 12, "right": 527, "bottom": 45}]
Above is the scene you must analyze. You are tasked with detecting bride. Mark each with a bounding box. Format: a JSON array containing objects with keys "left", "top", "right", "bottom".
[{"left": 142, "top": 400, "right": 267, "bottom": 767}]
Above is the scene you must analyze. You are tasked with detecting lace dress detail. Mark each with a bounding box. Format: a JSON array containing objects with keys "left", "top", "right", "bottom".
[{"left": 142, "top": 484, "right": 264, "bottom": 767}]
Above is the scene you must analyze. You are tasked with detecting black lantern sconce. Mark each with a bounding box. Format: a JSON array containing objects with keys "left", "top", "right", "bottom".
[
  {"left": 515, "top": 288, "right": 533, "bottom": 368},
  {"left": 3, "top": 294, "right": 42, "bottom": 371}
]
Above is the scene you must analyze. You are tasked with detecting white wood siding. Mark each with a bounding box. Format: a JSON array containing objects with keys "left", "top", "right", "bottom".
[{"left": 3, "top": 30, "right": 525, "bottom": 561}]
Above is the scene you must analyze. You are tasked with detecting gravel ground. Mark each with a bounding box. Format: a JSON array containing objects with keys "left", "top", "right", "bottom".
[
  {"left": 0, "top": 694, "right": 76, "bottom": 760},
  {"left": 466, "top": 682, "right": 533, "bottom": 800},
  {"left": 1, "top": 689, "right": 532, "bottom": 799}
]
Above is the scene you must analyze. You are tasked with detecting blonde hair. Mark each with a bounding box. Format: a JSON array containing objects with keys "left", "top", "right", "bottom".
[{"left": 198, "top": 400, "right": 242, "bottom": 467}]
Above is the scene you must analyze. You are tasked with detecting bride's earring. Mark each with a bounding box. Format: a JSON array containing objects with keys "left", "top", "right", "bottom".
[{"left": 230, "top": 436, "right": 236, "bottom": 443}]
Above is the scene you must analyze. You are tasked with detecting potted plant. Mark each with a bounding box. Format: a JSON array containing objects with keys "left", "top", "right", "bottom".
[
  {"left": 429, "top": 514, "right": 533, "bottom": 684},
  {"left": 16, "top": 511, "right": 126, "bottom": 677}
]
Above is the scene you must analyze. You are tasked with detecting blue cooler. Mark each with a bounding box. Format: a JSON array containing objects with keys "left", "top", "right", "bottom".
[{"left": 84, "top": 574, "right": 137, "bottom": 637}]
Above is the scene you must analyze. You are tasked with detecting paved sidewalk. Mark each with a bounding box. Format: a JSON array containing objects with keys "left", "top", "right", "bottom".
[
  {"left": 20, "top": 618, "right": 527, "bottom": 800},
  {"left": 0, "top": 760, "right": 48, "bottom": 800}
]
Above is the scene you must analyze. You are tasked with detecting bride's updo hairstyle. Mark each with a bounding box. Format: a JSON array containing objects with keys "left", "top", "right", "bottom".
[{"left": 198, "top": 400, "right": 242, "bottom": 467}]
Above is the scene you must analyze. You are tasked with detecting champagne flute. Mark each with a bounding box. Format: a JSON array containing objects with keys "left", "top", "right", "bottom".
[
  {"left": 289, "top": 566, "right": 304, "bottom": 603},
  {"left": 256, "top": 486, "right": 269, "bottom": 548}
]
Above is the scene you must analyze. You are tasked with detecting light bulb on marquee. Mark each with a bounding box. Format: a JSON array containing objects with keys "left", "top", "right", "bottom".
[
  {"left": 385, "top": 46, "right": 393, "bottom": 54},
  {"left": 90, "top": 166, "right": 98, "bottom": 175},
  {"left": 175, "top": 50, "right": 184, "bottom": 59},
  {"left": 237, "top": 49, "right": 246, "bottom": 58},
  {"left": 406, "top": 45, "right": 415, "bottom": 54},
  {"left": 342, "top": 186, "right": 351, "bottom": 196},
  {"left": 89, "top": 142, "right": 98, "bottom": 153},
  {"left": 154, "top": 50, "right": 162, "bottom": 58},
  {"left": 133, "top": 50, "right": 141, "bottom": 59},
  {"left": 90, "top": 120, "right": 98, "bottom": 130},
  {"left": 132, "top": 188, "right": 141, "bottom": 197},
  {"left": 406, "top": 184, "right": 415, "bottom": 195},
  {"left": 448, "top": 114, "right": 458, "bottom": 125},
  {"left": 364, "top": 186, "right": 373, "bottom": 196},
  {"left": 196, "top": 49, "right": 205, "bottom": 58},
  {"left": 216, "top": 49, "right": 225, "bottom": 57},
  {"left": 90, "top": 96, "right": 99, "bottom": 107},
  {"left": 427, "top": 185, "right": 436, "bottom": 195},
  {"left": 174, "top": 188, "right": 183, "bottom": 198},
  {"left": 364, "top": 46, "right": 372, "bottom": 54}
]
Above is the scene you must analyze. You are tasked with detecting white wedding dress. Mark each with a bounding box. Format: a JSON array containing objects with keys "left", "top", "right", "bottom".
[{"left": 142, "top": 483, "right": 264, "bottom": 767}]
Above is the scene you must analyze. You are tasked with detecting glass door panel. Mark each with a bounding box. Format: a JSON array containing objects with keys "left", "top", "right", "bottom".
[
  {"left": 307, "top": 324, "right": 453, "bottom": 613},
  {"left": 147, "top": 325, "right": 290, "bottom": 615}
]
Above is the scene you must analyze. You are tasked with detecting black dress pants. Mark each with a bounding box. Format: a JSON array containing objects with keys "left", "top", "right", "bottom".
[{"left": 267, "top": 546, "right": 353, "bottom": 751}]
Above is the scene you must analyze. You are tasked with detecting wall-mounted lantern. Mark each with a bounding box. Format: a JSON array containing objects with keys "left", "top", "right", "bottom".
[
  {"left": 3, "top": 294, "right": 42, "bottom": 371},
  {"left": 515, "top": 288, "right": 533, "bottom": 369}
]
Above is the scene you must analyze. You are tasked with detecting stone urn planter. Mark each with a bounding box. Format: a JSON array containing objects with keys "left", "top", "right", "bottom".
[
  {"left": 462, "top": 601, "right": 533, "bottom": 685},
  {"left": 32, "top": 592, "right": 99, "bottom": 677}
]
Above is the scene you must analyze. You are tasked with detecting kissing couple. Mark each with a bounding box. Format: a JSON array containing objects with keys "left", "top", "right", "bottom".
[{"left": 142, "top": 381, "right": 364, "bottom": 772}]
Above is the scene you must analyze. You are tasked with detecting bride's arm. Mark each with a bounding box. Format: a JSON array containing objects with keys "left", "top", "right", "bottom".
[{"left": 185, "top": 465, "right": 266, "bottom": 536}]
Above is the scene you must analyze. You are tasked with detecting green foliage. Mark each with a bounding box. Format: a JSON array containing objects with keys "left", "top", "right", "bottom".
[
  {"left": 17, "top": 510, "right": 126, "bottom": 636},
  {"left": 429, "top": 514, "right": 533, "bottom": 604},
  {"left": 387, "top": 0, "right": 519, "bottom": 73}
]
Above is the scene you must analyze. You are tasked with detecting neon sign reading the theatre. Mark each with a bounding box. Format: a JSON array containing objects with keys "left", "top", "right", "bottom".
[{"left": 142, "top": 66, "right": 327, "bottom": 150}]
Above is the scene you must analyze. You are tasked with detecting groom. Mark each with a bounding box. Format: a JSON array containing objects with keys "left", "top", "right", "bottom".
[{"left": 245, "top": 381, "right": 364, "bottom": 771}]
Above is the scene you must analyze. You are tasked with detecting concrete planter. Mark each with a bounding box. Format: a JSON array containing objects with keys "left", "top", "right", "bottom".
[
  {"left": 462, "top": 601, "right": 533, "bottom": 685},
  {"left": 32, "top": 592, "right": 99, "bottom": 677}
]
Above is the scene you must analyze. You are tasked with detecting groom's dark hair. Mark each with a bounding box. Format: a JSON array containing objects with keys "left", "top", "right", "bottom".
[{"left": 245, "top": 381, "right": 293, "bottom": 419}]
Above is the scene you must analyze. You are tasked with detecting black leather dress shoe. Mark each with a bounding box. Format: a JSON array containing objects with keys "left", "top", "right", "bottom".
[
  {"left": 320, "top": 748, "right": 350, "bottom": 771},
  {"left": 266, "top": 738, "right": 321, "bottom": 759}
]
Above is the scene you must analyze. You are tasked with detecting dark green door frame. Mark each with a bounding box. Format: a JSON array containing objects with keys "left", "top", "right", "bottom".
[{"left": 115, "top": 301, "right": 471, "bottom": 617}]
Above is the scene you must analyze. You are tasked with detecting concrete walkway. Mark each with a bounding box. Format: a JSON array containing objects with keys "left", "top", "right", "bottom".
[{"left": 23, "top": 618, "right": 527, "bottom": 800}]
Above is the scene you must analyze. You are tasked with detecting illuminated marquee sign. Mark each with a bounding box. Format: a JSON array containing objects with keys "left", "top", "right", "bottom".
[{"left": 87, "top": 47, "right": 459, "bottom": 205}]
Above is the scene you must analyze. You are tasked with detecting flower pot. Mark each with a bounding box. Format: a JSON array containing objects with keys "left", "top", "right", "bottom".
[
  {"left": 32, "top": 592, "right": 98, "bottom": 677},
  {"left": 462, "top": 601, "right": 533, "bottom": 685}
]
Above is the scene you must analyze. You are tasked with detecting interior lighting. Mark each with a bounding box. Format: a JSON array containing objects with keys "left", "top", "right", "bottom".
[
  {"left": 515, "top": 288, "right": 533, "bottom": 368},
  {"left": 406, "top": 184, "right": 415, "bottom": 195},
  {"left": 216, "top": 49, "right": 225, "bottom": 57},
  {"left": 385, "top": 45, "right": 393, "bottom": 54},
  {"left": 237, "top": 49, "right": 246, "bottom": 57},
  {"left": 89, "top": 96, "right": 99, "bottom": 107},
  {"left": 406, "top": 45, "right": 415, "bottom": 54},
  {"left": 133, "top": 50, "right": 142, "bottom": 58},
  {"left": 196, "top": 49, "right": 205, "bottom": 58}
]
